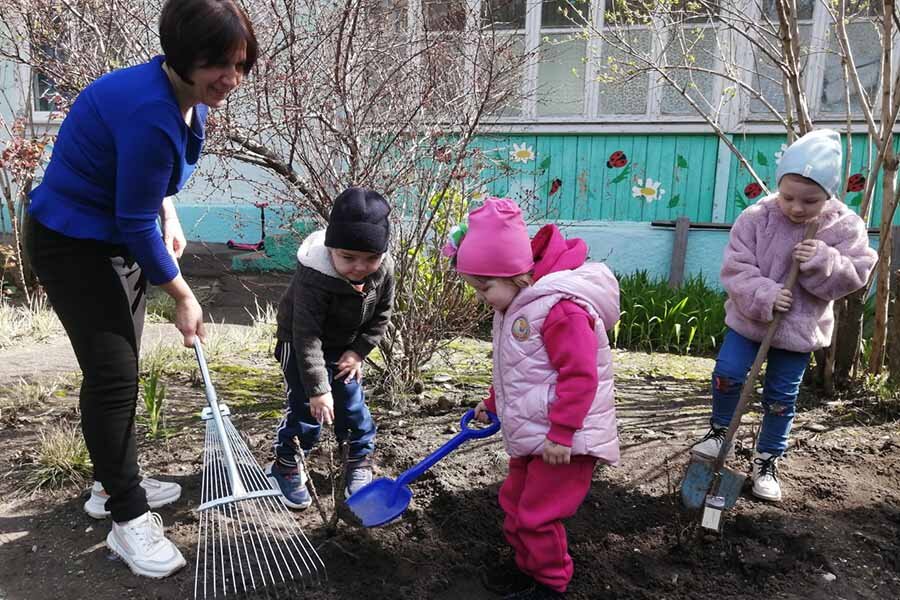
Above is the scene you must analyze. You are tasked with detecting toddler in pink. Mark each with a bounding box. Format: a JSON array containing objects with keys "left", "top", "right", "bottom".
[
  {"left": 691, "top": 129, "right": 877, "bottom": 502},
  {"left": 448, "top": 198, "right": 620, "bottom": 600}
]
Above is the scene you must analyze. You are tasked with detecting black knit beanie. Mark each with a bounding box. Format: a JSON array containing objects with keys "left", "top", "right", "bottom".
[{"left": 324, "top": 187, "right": 391, "bottom": 253}]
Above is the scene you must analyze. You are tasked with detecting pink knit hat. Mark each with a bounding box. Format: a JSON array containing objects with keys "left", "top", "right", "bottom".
[{"left": 454, "top": 197, "right": 535, "bottom": 277}]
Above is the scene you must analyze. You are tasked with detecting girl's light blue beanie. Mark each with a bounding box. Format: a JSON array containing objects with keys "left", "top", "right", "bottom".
[{"left": 775, "top": 129, "right": 843, "bottom": 198}]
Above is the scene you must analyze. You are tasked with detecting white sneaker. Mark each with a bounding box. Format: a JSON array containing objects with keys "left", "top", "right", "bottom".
[
  {"left": 84, "top": 478, "right": 182, "bottom": 519},
  {"left": 690, "top": 425, "right": 733, "bottom": 460},
  {"left": 751, "top": 451, "right": 782, "bottom": 502},
  {"left": 106, "top": 511, "right": 186, "bottom": 578}
]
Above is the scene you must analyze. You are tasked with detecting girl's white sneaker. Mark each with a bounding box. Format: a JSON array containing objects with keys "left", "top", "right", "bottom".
[
  {"left": 751, "top": 451, "right": 782, "bottom": 502},
  {"left": 106, "top": 511, "right": 186, "bottom": 578},
  {"left": 84, "top": 478, "right": 182, "bottom": 519}
]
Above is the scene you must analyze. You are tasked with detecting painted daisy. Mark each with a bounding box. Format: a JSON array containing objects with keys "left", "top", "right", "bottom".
[
  {"left": 510, "top": 143, "right": 535, "bottom": 163},
  {"left": 774, "top": 143, "right": 788, "bottom": 165},
  {"left": 632, "top": 178, "right": 665, "bottom": 203}
]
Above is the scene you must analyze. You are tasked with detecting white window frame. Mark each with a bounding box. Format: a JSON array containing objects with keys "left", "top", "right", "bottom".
[{"left": 418, "top": 0, "right": 900, "bottom": 133}]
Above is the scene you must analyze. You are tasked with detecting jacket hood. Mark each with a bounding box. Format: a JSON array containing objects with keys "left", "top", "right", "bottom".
[
  {"left": 531, "top": 224, "right": 588, "bottom": 281},
  {"left": 297, "top": 229, "right": 341, "bottom": 278}
]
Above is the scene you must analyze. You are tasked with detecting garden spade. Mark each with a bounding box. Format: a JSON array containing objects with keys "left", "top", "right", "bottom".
[
  {"left": 681, "top": 219, "right": 818, "bottom": 531},
  {"left": 346, "top": 409, "right": 500, "bottom": 527}
]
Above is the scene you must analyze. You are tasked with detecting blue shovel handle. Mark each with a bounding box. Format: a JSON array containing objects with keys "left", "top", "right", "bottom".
[{"left": 394, "top": 409, "right": 500, "bottom": 488}]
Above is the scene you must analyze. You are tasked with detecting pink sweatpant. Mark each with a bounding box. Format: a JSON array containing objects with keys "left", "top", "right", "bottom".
[{"left": 498, "top": 455, "right": 597, "bottom": 593}]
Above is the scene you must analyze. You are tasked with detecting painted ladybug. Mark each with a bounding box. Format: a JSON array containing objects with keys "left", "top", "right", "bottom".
[
  {"left": 606, "top": 151, "right": 627, "bottom": 168},
  {"left": 549, "top": 178, "right": 562, "bottom": 196},
  {"left": 847, "top": 173, "right": 866, "bottom": 192},
  {"left": 434, "top": 145, "right": 452, "bottom": 164},
  {"left": 744, "top": 182, "right": 763, "bottom": 199}
]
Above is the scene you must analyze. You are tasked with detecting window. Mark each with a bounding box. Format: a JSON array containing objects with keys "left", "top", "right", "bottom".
[
  {"left": 30, "top": 44, "right": 64, "bottom": 114},
  {"left": 424, "top": 0, "right": 467, "bottom": 31},
  {"left": 421, "top": 0, "right": 469, "bottom": 109},
  {"left": 375, "top": 0, "right": 900, "bottom": 126},
  {"left": 597, "top": 28, "right": 651, "bottom": 116},
  {"left": 817, "top": 2, "right": 884, "bottom": 116},
  {"left": 536, "top": 1, "right": 589, "bottom": 117},
  {"left": 32, "top": 71, "right": 58, "bottom": 113},
  {"left": 819, "top": 21, "right": 882, "bottom": 114},
  {"left": 659, "top": 25, "right": 720, "bottom": 116},
  {"left": 747, "top": 0, "right": 814, "bottom": 116},
  {"left": 481, "top": 0, "right": 528, "bottom": 117},
  {"left": 483, "top": 0, "right": 526, "bottom": 29}
]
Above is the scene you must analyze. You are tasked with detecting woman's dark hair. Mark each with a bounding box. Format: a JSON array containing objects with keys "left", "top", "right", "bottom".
[{"left": 159, "top": 0, "right": 258, "bottom": 84}]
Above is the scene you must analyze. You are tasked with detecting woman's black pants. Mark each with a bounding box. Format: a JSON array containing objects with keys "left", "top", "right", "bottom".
[{"left": 26, "top": 216, "right": 149, "bottom": 522}]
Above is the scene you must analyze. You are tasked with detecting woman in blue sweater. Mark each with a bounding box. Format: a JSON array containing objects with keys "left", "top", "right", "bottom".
[{"left": 26, "top": 0, "right": 257, "bottom": 579}]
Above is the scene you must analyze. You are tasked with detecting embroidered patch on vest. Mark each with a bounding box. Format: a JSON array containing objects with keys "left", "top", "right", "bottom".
[{"left": 511, "top": 317, "right": 530, "bottom": 341}]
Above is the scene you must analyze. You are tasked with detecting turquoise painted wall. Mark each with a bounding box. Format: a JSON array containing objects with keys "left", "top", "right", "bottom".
[
  {"left": 475, "top": 132, "right": 897, "bottom": 227},
  {"left": 471, "top": 133, "right": 721, "bottom": 223},
  {"left": 3, "top": 131, "right": 890, "bottom": 282},
  {"left": 724, "top": 133, "right": 895, "bottom": 225}
]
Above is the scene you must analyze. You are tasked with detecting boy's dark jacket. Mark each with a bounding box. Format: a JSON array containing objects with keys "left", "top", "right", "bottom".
[{"left": 276, "top": 229, "right": 394, "bottom": 396}]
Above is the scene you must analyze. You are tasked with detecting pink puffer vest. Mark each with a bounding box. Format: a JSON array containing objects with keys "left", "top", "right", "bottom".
[{"left": 491, "top": 263, "right": 620, "bottom": 464}]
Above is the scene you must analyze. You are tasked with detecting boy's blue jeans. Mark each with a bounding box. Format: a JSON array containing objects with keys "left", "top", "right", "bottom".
[
  {"left": 273, "top": 340, "right": 376, "bottom": 467},
  {"left": 711, "top": 329, "right": 810, "bottom": 456}
]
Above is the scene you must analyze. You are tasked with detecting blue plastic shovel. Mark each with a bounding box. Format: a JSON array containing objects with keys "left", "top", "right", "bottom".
[{"left": 346, "top": 409, "right": 501, "bottom": 527}]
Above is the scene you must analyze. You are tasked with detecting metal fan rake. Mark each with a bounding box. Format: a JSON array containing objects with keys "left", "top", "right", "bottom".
[{"left": 192, "top": 339, "right": 325, "bottom": 599}]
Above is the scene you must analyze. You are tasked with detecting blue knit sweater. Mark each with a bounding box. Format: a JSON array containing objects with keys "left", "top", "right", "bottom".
[{"left": 29, "top": 56, "right": 207, "bottom": 285}]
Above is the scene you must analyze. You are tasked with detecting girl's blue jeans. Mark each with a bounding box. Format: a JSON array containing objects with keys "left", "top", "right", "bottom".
[{"left": 711, "top": 329, "right": 810, "bottom": 456}]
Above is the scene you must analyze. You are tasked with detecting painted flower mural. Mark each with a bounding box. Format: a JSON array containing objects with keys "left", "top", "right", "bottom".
[
  {"left": 847, "top": 173, "right": 866, "bottom": 192},
  {"left": 510, "top": 143, "right": 535, "bottom": 163},
  {"left": 744, "top": 182, "right": 763, "bottom": 199},
  {"left": 774, "top": 143, "right": 788, "bottom": 165},
  {"left": 632, "top": 178, "right": 665, "bottom": 202}
]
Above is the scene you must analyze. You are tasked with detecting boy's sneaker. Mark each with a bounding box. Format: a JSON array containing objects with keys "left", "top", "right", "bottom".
[
  {"left": 751, "top": 451, "right": 782, "bottom": 502},
  {"left": 504, "top": 582, "right": 566, "bottom": 599},
  {"left": 106, "top": 511, "right": 186, "bottom": 578},
  {"left": 481, "top": 560, "right": 533, "bottom": 595},
  {"left": 266, "top": 462, "right": 313, "bottom": 510},
  {"left": 690, "top": 424, "right": 732, "bottom": 460},
  {"left": 344, "top": 457, "right": 373, "bottom": 497},
  {"left": 84, "top": 478, "right": 182, "bottom": 519}
]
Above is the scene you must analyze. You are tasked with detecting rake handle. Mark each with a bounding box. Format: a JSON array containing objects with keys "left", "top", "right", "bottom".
[
  {"left": 710, "top": 219, "right": 818, "bottom": 478},
  {"left": 193, "top": 338, "right": 248, "bottom": 499}
]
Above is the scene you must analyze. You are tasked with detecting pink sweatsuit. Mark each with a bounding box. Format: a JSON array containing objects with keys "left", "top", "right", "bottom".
[{"left": 484, "top": 224, "right": 620, "bottom": 593}]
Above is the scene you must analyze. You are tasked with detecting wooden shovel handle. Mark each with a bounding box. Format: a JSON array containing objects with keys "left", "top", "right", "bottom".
[{"left": 711, "top": 219, "right": 819, "bottom": 475}]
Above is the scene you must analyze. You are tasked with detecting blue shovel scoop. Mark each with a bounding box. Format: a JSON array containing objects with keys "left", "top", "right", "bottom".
[{"left": 346, "top": 408, "right": 501, "bottom": 527}]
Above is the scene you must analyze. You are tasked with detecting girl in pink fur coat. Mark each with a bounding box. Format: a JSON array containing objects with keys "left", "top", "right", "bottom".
[
  {"left": 444, "top": 198, "right": 619, "bottom": 600},
  {"left": 691, "top": 129, "right": 877, "bottom": 502}
]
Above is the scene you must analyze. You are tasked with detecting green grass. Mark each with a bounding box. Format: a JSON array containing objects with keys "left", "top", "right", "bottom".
[
  {"left": 25, "top": 422, "right": 92, "bottom": 493},
  {"left": 146, "top": 288, "right": 177, "bottom": 323},
  {"left": 0, "top": 295, "right": 61, "bottom": 349},
  {"left": 0, "top": 378, "right": 61, "bottom": 421},
  {"left": 139, "top": 367, "right": 170, "bottom": 439},
  {"left": 613, "top": 271, "right": 727, "bottom": 355}
]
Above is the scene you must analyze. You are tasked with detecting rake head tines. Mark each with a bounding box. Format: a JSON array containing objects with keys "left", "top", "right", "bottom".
[{"left": 194, "top": 408, "right": 325, "bottom": 599}]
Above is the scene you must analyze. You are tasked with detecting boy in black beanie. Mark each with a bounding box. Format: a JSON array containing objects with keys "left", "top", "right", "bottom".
[{"left": 268, "top": 187, "right": 394, "bottom": 509}]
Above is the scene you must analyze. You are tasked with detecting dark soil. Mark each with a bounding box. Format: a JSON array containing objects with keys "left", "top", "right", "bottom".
[{"left": 1, "top": 246, "right": 898, "bottom": 600}]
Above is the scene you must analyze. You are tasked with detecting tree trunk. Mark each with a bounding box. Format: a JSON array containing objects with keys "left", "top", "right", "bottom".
[
  {"left": 867, "top": 160, "right": 896, "bottom": 374},
  {"left": 888, "top": 226, "right": 900, "bottom": 384},
  {"left": 821, "top": 296, "right": 843, "bottom": 396},
  {"left": 834, "top": 291, "right": 865, "bottom": 383}
]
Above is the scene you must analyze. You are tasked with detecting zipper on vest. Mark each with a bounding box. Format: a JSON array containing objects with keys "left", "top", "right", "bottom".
[{"left": 493, "top": 312, "right": 507, "bottom": 411}]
